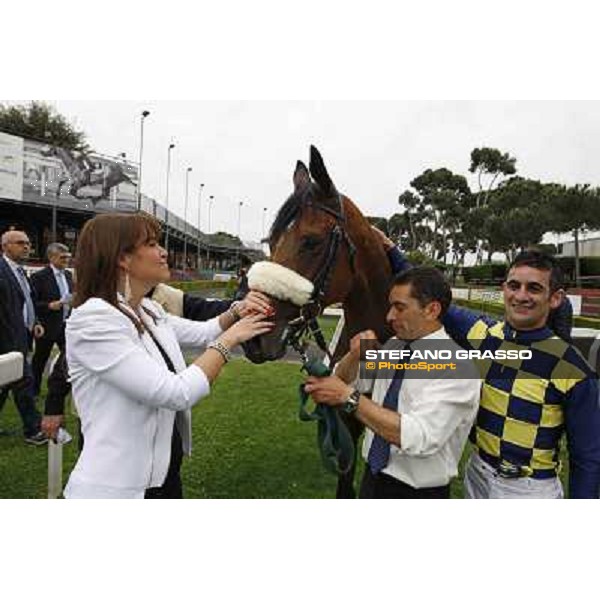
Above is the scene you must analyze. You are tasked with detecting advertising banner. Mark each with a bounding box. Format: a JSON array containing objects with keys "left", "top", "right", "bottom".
[
  {"left": 0, "top": 131, "right": 24, "bottom": 201},
  {"left": 0, "top": 132, "right": 139, "bottom": 212},
  {"left": 22, "top": 138, "right": 139, "bottom": 210}
]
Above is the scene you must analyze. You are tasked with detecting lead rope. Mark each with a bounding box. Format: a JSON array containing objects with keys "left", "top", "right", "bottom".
[{"left": 290, "top": 324, "right": 355, "bottom": 476}]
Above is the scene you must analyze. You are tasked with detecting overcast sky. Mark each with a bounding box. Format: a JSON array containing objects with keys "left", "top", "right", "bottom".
[{"left": 35, "top": 101, "right": 596, "bottom": 245}]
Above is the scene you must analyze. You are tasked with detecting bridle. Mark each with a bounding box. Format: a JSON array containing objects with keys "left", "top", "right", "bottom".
[{"left": 283, "top": 193, "right": 357, "bottom": 363}]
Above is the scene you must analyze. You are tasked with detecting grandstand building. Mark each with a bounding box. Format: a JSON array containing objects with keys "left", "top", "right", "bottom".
[{"left": 0, "top": 130, "right": 264, "bottom": 276}]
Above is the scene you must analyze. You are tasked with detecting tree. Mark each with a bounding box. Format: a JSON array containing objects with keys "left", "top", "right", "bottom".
[
  {"left": 469, "top": 147, "right": 517, "bottom": 208},
  {"left": 366, "top": 216, "right": 389, "bottom": 236},
  {"left": 0, "top": 101, "right": 89, "bottom": 151},
  {"left": 546, "top": 184, "right": 600, "bottom": 286},
  {"left": 397, "top": 190, "right": 423, "bottom": 251},
  {"left": 209, "top": 231, "right": 244, "bottom": 247},
  {"left": 409, "top": 168, "right": 473, "bottom": 263},
  {"left": 482, "top": 177, "right": 553, "bottom": 262}
]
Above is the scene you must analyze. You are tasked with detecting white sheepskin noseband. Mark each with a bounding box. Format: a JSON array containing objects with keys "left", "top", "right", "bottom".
[{"left": 247, "top": 261, "right": 314, "bottom": 307}]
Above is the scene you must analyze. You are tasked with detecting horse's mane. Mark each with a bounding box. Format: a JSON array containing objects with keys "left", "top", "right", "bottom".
[{"left": 268, "top": 186, "right": 315, "bottom": 247}]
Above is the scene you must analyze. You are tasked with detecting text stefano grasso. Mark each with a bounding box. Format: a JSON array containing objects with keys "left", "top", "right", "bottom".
[{"left": 364, "top": 349, "right": 533, "bottom": 361}]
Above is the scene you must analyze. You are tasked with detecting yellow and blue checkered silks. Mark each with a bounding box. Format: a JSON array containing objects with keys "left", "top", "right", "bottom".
[
  {"left": 443, "top": 306, "right": 600, "bottom": 496},
  {"left": 466, "top": 320, "right": 589, "bottom": 478}
]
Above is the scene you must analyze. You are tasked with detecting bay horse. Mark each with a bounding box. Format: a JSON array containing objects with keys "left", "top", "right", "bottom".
[{"left": 243, "top": 145, "right": 393, "bottom": 498}]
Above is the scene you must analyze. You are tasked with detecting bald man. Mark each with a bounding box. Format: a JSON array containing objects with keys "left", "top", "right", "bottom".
[{"left": 0, "top": 230, "right": 46, "bottom": 444}]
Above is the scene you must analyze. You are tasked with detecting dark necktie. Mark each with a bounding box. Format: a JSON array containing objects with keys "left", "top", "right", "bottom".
[
  {"left": 56, "top": 270, "right": 69, "bottom": 320},
  {"left": 367, "top": 344, "right": 412, "bottom": 474}
]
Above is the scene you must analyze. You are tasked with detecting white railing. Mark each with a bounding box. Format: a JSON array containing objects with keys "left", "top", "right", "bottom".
[{"left": 0, "top": 352, "right": 23, "bottom": 386}]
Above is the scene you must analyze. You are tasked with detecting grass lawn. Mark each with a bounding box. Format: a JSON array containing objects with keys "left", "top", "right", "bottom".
[{"left": 0, "top": 332, "right": 570, "bottom": 499}]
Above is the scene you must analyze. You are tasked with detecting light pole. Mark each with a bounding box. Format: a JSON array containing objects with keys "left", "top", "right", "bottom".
[
  {"left": 137, "top": 110, "right": 150, "bottom": 213},
  {"left": 196, "top": 183, "right": 205, "bottom": 271},
  {"left": 262, "top": 207, "right": 268, "bottom": 241},
  {"left": 44, "top": 130, "right": 58, "bottom": 241},
  {"left": 183, "top": 167, "right": 192, "bottom": 273},
  {"left": 207, "top": 195, "right": 214, "bottom": 269},
  {"left": 237, "top": 201, "right": 244, "bottom": 270},
  {"left": 164, "top": 142, "right": 175, "bottom": 253},
  {"left": 207, "top": 195, "right": 214, "bottom": 234}
]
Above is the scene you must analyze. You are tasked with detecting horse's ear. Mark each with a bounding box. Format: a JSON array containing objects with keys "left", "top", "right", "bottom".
[
  {"left": 309, "top": 145, "right": 336, "bottom": 196},
  {"left": 293, "top": 160, "right": 310, "bottom": 192}
]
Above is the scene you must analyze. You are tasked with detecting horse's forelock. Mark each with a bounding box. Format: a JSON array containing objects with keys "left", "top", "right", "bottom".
[{"left": 268, "top": 186, "right": 315, "bottom": 246}]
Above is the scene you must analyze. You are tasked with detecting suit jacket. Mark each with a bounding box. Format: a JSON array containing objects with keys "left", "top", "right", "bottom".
[
  {"left": 64, "top": 296, "right": 223, "bottom": 498},
  {"left": 183, "top": 294, "right": 231, "bottom": 320},
  {"left": 0, "top": 256, "right": 35, "bottom": 355},
  {"left": 30, "top": 266, "right": 73, "bottom": 340}
]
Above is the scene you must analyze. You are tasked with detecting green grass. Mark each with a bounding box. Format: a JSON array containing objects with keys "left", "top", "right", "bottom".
[
  {"left": 0, "top": 360, "right": 339, "bottom": 498},
  {"left": 316, "top": 316, "right": 340, "bottom": 342},
  {"left": 0, "top": 358, "right": 569, "bottom": 499}
]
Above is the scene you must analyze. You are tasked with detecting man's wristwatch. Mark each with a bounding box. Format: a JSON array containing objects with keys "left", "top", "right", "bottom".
[{"left": 342, "top": 388, "right": 361, "bottom": 414}]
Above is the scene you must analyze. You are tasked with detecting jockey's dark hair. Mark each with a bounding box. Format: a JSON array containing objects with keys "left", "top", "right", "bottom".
[
  {"left": 508, "top": 250, "right": 564, "bottom": 292},
  {"left": 391, "top": 266, "right": 452, "bottom": 319},
  {"left": 73, "top": 213, "right": 162, "bottom": 333}
]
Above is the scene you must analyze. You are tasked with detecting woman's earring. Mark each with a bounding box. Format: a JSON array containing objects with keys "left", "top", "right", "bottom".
[{"left": 124, "top": 273, "right": 132, "bottom": 303}]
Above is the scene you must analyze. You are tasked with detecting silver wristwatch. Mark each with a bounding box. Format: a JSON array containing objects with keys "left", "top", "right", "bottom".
[
  {"left": 207, "top": 340, "right": 232, "bottom": 363},
  {"left": 228, "top": 301, "right": 242, "bottom": 321},
  {"left": 342, "top": 388, "right": 361, "bottom": 414}
]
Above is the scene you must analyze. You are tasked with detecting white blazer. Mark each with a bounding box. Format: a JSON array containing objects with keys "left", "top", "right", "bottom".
[{"left": 64, "top": 296, "right": 223, "bottom": 499}]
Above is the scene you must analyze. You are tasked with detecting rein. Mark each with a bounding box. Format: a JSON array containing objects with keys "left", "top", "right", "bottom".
[
  {"left": 282, "top": 194, "right": 356, "bottom": 361},
  {"left": 280, "top": 194, "right": 358, "bottom": 475}
]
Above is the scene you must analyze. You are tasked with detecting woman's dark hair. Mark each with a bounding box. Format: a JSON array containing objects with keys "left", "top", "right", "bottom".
[
  {"left": 391, "top": 266, "right": 452, "bottom": 318},
  {"left": 73, "top": 213, "right": 161, "bottom": 318}
]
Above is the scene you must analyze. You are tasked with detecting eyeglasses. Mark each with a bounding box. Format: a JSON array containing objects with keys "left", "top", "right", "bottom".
[{"left": 10, "top": 240, "right": 31, "bottom": 246}]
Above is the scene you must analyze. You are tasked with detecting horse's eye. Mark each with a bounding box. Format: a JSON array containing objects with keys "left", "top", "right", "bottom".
[{"left": 300, "top": 236, "right": 322, "bottom": 252}]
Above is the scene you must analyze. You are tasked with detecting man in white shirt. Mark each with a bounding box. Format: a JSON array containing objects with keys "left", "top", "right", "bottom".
[{"left": 304, "top": 266, "right": 480, "bottom": 499}]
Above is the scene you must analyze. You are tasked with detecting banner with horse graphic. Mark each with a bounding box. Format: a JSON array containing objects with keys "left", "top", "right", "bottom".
[{"left": 0, "top": 131, "right": 139, "bottom": 211}]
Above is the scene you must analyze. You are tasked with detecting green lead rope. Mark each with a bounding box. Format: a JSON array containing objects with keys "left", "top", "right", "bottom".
[{"left": 298, "top": 357, "right": 355, "bottom": 475}]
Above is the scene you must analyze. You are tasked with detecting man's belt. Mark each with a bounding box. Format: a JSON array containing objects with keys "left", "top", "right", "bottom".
[{"left": 478, "top": 450, "right": 558, "bottom": 480}]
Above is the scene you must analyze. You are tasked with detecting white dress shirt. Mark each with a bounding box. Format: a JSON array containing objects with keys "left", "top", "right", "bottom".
[
  {"left": 358, "top": 327, "right": 481, "bottom": 489},
  {"left": 3, "top": 254, "right": 34, "bottom": 330},
  {"left": 64, "top": 295, "right": 223, "bottom": 499}
]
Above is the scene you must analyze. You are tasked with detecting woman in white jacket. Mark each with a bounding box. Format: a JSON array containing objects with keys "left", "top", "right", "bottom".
[{"left": 64, "top": 213, "right": 274, "bottom": 499}]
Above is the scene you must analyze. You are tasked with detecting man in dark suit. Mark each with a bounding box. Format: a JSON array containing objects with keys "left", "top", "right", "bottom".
[
  {"left": 31, "top": 243, "right": 73, "bottom": 396},
  {"left": 0, "top": 229, "right": 46, "bottom": 445}
]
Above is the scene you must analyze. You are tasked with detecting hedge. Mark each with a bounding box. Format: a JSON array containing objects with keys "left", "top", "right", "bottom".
[
  {"left": 462, "top": 264, "right": 507, "bottom": 283},
  {"left": 167, "top": 280, "right": 236, "bottom": 293},
  {"left": 462, "top": 258, "right": 600, "bottom": 287},
  {"left": 555, "top": 256, "right": 600, "bottom": 277}
]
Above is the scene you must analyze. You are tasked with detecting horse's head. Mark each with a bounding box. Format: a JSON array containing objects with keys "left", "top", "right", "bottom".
[{"left": 243, "top": 145, "right": 360, "bottom": 364}]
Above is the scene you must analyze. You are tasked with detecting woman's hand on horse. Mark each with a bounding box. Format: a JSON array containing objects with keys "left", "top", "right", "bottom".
[
  {"left": 237, "top": 290, "right": 275, "bottom": 317},
  {"left": 304, "top": 375, "right": 352, "bottom": 405},
  {"left": 220, "top": 313, "right": 275, "bottom": 347},
  {"left": 349, "top": 330, "right": 379, "bottom": 358}
]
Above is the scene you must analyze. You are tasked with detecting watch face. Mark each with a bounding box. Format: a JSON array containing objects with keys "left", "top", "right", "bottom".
[{"left": 343, "top": 390, "right": 360, "bottom": 414}]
